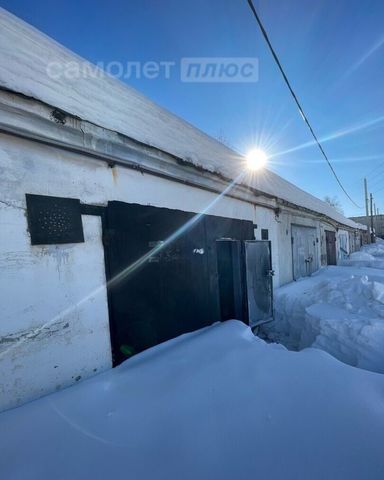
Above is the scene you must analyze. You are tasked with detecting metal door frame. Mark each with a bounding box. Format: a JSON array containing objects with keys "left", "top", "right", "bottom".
[{"left": 244, "top": 240, "right": 274, "bottom": 327}]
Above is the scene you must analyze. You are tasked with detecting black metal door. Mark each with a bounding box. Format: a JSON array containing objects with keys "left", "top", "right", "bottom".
[
  {"left": 325, "top": 230, "right": 337, "bottom": 265},
  {"left": 104, "top": 201, "right": 255, "bottom": 365}
]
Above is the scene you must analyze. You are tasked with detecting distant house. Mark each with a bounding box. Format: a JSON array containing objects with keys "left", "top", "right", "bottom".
[
  {"left": 0, "top": 8, "right": 366, "bottom": 411},
  {"left": 350, "top": 215, "right": 384, "bottom": 240}
]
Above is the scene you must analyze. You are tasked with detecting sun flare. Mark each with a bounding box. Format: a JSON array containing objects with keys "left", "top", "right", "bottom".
[{"left": 246, "top": 148, "right": 268, "bottom": 170}]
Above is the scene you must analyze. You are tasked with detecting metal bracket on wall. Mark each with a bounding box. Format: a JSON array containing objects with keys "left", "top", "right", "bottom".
[{"left": 80, "top": 204, "right": 106, "bottom": 217}]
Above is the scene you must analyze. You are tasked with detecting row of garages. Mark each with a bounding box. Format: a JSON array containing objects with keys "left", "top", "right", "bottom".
[
  {"left": 0, "top": 9, "right": 367, "bottom": 412},
  {"left": 0, "top": 115, "right": 366, "bottom": 412}
]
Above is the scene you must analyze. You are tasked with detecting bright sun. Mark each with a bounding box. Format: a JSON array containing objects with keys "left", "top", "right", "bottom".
[{"left": 246, "top": 148, "right": 268, "bottom": 171}]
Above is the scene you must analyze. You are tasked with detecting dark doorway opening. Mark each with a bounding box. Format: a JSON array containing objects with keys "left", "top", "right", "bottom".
[
  {"left": 216, "top": 240, "right": 247, "bottom": 322},
  {"left": 325, "top": 230, "right": 337, "bottom": 265},
  {"left": 216, "top": 240, "right": 273, "bottom": 327}
]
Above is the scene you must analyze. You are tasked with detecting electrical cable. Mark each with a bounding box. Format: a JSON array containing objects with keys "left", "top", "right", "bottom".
[{"left": 246, "top": 0, "right": 363, "bottom": 209}]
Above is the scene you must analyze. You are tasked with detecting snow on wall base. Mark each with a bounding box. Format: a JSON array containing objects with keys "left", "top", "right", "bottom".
[{"left": 1, "top": 320, "right": 384, "bottom": 480}]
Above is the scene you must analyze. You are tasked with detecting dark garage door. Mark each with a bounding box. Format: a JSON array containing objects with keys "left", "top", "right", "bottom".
[
  {"left": 105, "top": 201, "right": 255, "bottom": 365},
  {"left": 325, "top": 230, "right": 337, "bottom": 265}
]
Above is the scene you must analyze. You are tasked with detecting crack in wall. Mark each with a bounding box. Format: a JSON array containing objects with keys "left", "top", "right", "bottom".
[
  {"left": 0, "top": 199, "right": 25, "bottom": 210},
  {"left": 0, "top": 321, "right": 70, "bottom": 354}
]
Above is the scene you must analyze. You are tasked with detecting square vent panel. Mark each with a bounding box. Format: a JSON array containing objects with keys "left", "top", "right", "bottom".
[{"left": 26, "top": 194, "right": 84, "bottom": 245}]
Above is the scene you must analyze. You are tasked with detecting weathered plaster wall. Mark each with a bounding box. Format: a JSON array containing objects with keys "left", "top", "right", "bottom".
[
  {"left": 0, "top": 132, "right": 261, "bottom": 219},
  {"left": 1, "top": 133, "right": 280, "bottom": 411},
  {"left": 0, "top": 209, "right": 112, "bottom": 412},
  {"left": 254, "top": 206, "right": 280, "bottom": 288}
]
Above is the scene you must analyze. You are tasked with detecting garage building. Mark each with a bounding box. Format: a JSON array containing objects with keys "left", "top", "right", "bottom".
[{"left": 0, "top": 9, "right": 365, "bottom": 411}]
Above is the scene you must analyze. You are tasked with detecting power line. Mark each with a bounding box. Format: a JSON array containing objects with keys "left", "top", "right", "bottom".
[
  {"left": 366, "top": 160, "right": 384, "bottom": 179},
  {"left": 368, "top": 174, "right": 384, "bottom": 190},
  {"left": 246, "top": 0, "right": 362, "bottom": 209},
  {"left": 365, "top": 164, "right": 384, "bottom": 189},
  {"left": 368, "top": 174, "right": 384, "bottom": 188},
  {"left": 366, "top": 167, "right": 384, "bottom": 191}
]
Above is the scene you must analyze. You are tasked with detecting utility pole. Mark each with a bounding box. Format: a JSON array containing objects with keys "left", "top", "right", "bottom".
[
  {"left": 364, "top": 178, "right": 369, "bottom": 219},
  {"left": 370, "top": 193, "right": 375, "bottom": 243},
  {"left": 364, "top": 178, "right": 369, "bottom": 237}
]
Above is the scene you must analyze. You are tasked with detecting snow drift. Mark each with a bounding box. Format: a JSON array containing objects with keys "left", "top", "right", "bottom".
[
  {"left": 364, "top": 238, "right": 384, "bottom": 257},
  {"left": 1, "top": 320, "right": 384, "bottom": 480},
  {"left": 265, "top": 264, "right": 384, "bottom": 373},
  {"left": 264, "top": 240, "right": 384, "bottom": 374},
  {"left": 341, "top": 240, "right": 384, "bottom": 268}
]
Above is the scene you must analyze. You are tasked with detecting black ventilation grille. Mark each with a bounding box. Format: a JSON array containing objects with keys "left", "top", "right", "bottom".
[{"left": 26, "top": 194, "right": 84, "bottom": 245}]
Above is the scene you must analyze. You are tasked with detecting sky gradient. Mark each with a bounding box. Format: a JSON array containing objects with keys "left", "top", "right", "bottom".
[{"left": 1, "top": 0, "right": 383, "bottom": 217}]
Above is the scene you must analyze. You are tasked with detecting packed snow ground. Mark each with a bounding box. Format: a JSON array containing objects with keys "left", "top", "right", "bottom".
[
  {"left": 263, "top": 240, "right": 384, "bottom": 373},
  {"left": 1, "top": 320, "right": 384, "bottom": 480}
]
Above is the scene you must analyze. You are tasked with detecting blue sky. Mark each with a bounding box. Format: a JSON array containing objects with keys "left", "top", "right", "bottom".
[{"left": 1, "top": 0, "right": 384, "bottom": 216}]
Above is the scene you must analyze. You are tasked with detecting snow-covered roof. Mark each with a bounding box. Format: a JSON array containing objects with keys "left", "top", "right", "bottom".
[{"left": 0, "top": 8, "right": 361, "bottom": 229}]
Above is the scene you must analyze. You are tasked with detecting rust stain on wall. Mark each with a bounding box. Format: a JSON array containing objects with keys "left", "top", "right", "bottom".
[{"left": 111, "top": 165, "right": 118, "bottom": 184}]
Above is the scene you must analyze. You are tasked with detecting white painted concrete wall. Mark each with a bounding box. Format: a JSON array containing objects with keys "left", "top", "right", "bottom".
[
  {"left": 0, "top": 211, "right": 112, "bottom": 412},
  {"left": 1, "top": 133, "right": 277, "bottom": 411},
  {"left": 0, "top": 133, "right": 258, "bottom": 221},
  {"left": 254, "top": 206, "right": 280, "bottom": 288}
]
